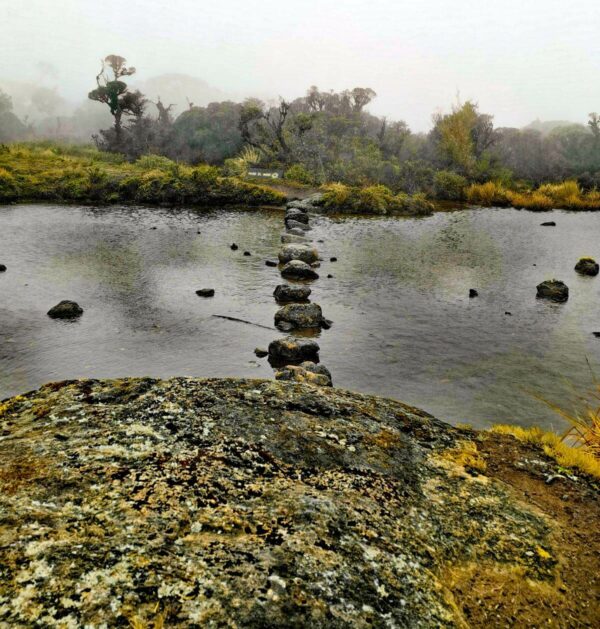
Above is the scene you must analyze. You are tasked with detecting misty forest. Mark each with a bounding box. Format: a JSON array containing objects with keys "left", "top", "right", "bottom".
[{"left": 1, "top": 3, "right": 600, "bottom": 627}]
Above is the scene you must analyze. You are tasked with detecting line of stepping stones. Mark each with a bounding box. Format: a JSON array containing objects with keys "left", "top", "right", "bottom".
[{"left": 257, "top": 197, "right": 334, "bottom": 386}]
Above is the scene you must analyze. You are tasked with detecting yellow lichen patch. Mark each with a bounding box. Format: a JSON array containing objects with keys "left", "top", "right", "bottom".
[
  {"left": 489, "top": 425, "right": 600, "bottom": 479},
  {"left": 363, "top": 428, "right": 404, "bottom": 450},
  {"left": 0, "top": 395, "right": 24, "bottom": 418},
  {"left": 0, "top": 454, "right": 56, "bottom": 495}
]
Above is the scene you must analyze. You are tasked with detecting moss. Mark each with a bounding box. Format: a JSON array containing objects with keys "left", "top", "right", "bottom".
[{"left": 0, "top": 142, "right": 285, "bottom": 207}]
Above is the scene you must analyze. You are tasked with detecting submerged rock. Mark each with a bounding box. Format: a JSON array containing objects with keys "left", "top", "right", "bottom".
[
  {"left": 0, "top": 377, "right": 596, "bottom": 627},
  {"left": 286, "top": 219, "right": 311, "bottom": 232},
  {"left": 281, "top": 260, "right": 319, "bottom": 280},
  {"left": 281, "top": 233, "right": 309, "bottom": 244},
  {"left": 273, "top": 284, "right": 311, "bottom": 302},
  {"left": 536, "top": 279, "right": 569, "bottom": 302},
  {"left": 278, "top": 244, "right": 319, "bottom": 265},
  {"left": 268, "top": 336, "right": 320, "bottom": 362},
  {"left": 275, "top": 302, "right": 323, "bottom": 330},
  {"left": 574, "top": 257, "right": 599, "bottom": 276},
  {"left": 47, "top": 300, "right": 83, "bottom": 319}
]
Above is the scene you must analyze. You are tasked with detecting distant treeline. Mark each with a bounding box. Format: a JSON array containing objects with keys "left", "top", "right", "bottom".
[{"left": 2, "top": 54, "right": 600, "bottom": 200}]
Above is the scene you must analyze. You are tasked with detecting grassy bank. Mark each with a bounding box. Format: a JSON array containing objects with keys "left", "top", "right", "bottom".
[
  {"left": 467, "top": 180, "right": 600, "bottom": 210},
  {"left": 0, "top": 143, "right": 285, "bottom": 207},
  {"left": 320, "top": 182, "right": 435, "bottom": 216}
]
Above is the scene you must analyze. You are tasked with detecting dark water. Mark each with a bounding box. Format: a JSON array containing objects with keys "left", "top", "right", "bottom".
[{"left": 1, "top": 203, "right": 599, "bottom": 430}]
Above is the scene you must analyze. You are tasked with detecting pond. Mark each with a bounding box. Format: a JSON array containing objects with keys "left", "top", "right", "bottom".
[{"left": 1, "top": 203, "right": 599, "bottom": 431}]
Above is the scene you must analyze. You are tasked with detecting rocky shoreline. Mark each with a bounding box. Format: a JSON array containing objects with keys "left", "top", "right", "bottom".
[{"left": 0, "top": 377, "right": 598, "bottom": 627}]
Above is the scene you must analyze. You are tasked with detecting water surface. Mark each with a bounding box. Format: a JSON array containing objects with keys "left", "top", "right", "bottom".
[{"left": 1, "top": 203, "right": 599, "bottom": 430}]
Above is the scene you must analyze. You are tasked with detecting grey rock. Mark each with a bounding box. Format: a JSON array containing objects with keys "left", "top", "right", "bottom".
[
  {"left": 0, "top": 264, "right": 6, "bottom": 272},
  {"left": 278, "top": 244, "right": 319, "bottom": 265},
  {"left": 536, "top": 279, "right": 569, "bottom": 302},
  {"left": 281, "top": 260, "right": 319, "bottom": 280},
  {"left": 281, "top": 233, "right": 309, "bottom": 244},
  {"left": 286, "top": 219, "right": 311, "bottom": 232},
  {"left": 574, "top": 257, "right": 599, "bottom": 276},
  {"left": 196, "top": 288, "right": 215, "bottom": 297},
  {"left": 275, "top": 303, "right": 323, "bottom": 330},
  {"left": 268, "top": 336, "right": 320, "bottom": 362},
  {"left": 47, "top": 300, "right": 83, "bottom": 319},
  {"left": 273, "top": 284, "right": 311, "bottom": 302},
  {"left": 285, "top": 209, "right": 309, "bottom": 223}
]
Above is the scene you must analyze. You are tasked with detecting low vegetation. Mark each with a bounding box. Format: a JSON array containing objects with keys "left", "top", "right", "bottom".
[
  {"left": 0, "top": 143, "right": 285, "bottom": 207},
  {"left": 320, "top": 182, "right": 435, "bottom": 216},
  {"left": 467, "top": 180, "right": 600, "bottom": 210}
]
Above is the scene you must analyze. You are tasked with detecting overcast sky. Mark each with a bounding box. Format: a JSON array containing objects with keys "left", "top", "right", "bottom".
[{"left": 2, "top": 0, "right": 599, "bottom": 130}]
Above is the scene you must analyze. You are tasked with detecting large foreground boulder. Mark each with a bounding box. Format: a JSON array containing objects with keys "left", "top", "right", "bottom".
[
  {"left": 275, "top": 302, "right": 323, "bottom": 330},
  {"left": 574, "top": 257, "right": 599, "bottom": 276},
  {"left": 278, "top": 244, "right": 319, "bottom": 265},
  {"left": 281, "top": 260, "right": 319, "bottom": 280},
  {"left": 536, "top": 279, "right": 569, "bottom": 302},
  {"left": 0, "top": 377, "right": 597, "bottom": 627}
]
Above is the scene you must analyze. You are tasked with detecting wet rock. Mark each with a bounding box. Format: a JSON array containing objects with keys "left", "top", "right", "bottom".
[
  {"left": 286, "top": 193, "right": 323, "bottom": 212},
  {"left": 281, "top": 233, "right": 309, "bottom": 244},
  {"left": 593, "top": 332, "right": 600, "bottom": 338},
  {"left": 330, "top": 257, "right": 337, "bottom": 262},
  {"left": 275, "top": 303, "right": 323, "bottom": 330},
  {"left": 469, "top": 289, "right": 478, "bottom": 298},
  {"left": 273, "top": 284, "right": 311, "bottom": 302},
  {"left": 536, "top": 279, "right": 569, "bottom": 302},
  {"left": 286, "top": 219, "right": 311, "bottom": 232},
  {"left": 278, "top": 244, "right": 319, "bottom": 265},
  {"left": 327, "top": 274, "right": 333, "bottom": 278},
  {"left": 230, "top": 243, "right": 238, "bottom": 250},
  {"left": 254, "top": 347, "right": 268, "bottom": 358},
  {"left": 47, "top": 300, "right": 83, "bottom": 319},
  {"left": 274, "top": 363, "right": 332, "bottom": 387},
  {"left": 281, "top": 260, "right": 319, "bottom": 280},
  {"left": 320, "top": 317, "right": 333, "bottom": 330},
  {"left": 196, "top": 288, "right": 215, "bottom": 297},
  {"left": 268, "top": 336, "right": 320, "bottom": 362},
  {"left": 243, "top": 251, "right": 251, "bottom": 256},
  {"left": 285, "top": 208, "right": 309, "bottom": 224},
  {"left": 287, "top": 227, "right": 308, "bottom": 237},
  {"left": 541, "top": 221, "right": 556, "bottom": 226},
  {"left": 265, "top": 260, "right": 278, "bottom": 267},
  {"left": 0, "top": 264, "right": 6, "bottom": 272},
  {"left": 574, "top": 257, "right": 599, "bottom": 276}
]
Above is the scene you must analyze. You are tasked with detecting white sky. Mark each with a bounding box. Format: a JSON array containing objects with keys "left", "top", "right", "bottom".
[{"left": 2, "top": 0, "right": 599, "bottom": 130}]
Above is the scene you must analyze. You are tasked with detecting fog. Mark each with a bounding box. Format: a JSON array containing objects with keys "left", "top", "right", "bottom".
[{"left": 1, "top": 0, "right": 599, "bottom": 130}]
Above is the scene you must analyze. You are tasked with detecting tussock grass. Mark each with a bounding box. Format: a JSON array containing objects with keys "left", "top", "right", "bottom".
[
  {"left": 490, "top": 425, "right": 600, "bottom": 479},
  {"left": 0, "top": 142, "right": 285, "bottom": 207},
  {"left": 467, "top": 179, "right": 600, "bottom": 210}
]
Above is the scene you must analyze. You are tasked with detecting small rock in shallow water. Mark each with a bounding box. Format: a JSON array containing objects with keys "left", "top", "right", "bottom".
[
  {"left": 281, "top": 233, "right": 309, "bottom": 244},
  {"left": 0, "top": 264, "right": 6, "bottom": 272},
  {"left": 541, "top": 221, "right": 556, "bottom": 226},
  {"left": 230, "top": 243, "right": 238, "bottom": 250},
  {"left": 254, "top": 347, "right": 268, "bottom": 357},
  {"left": 196, "top": 288, "right": 215, "bottom": 297},
  {"left": 275, "top": 303, "right": 323, "bottom": 330},
  {"left": 536, "top": 279, "right": 569, "bottom": 302},
  {"left": 285, "top": 209, "right": 309, "bottom": 224},
  {"left": 281, "top": 260, "right": 319, "bottom": 280},
  {"left": 268, "top": 336, "right": 320, "bottom": 363},
  {"left": 593, "top": 332, "right": 600, "bottom": 338},
  {"left": 574, "top": 257, "right": 599, "bottom": 276},
  {"left": 286, "top": 219, "right": 311, "bottom": 232},
  {"left": 327, "top": 274, "right": 333, "bottom": 278},
  {"left": 469, "top": 289, "right": 478, "bottom": 298},
  {"left": 265, "top": 260, "right": 278, "bottom": 267},
  {"left": 273, "top": 284, "right": 311, "bottom": 302},
  {"left": 243, "top": 251, "right": 251, "bottom": 256},
  {"left": 47, "top": 300, "right": 83, "bottom": 319},
  {"left": 330, "top": 257, "right": 337, "bottom": 262}
]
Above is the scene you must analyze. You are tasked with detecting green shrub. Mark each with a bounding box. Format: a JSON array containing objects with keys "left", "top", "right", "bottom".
[
  {"left": 0, "top": 167, "right": 20, "bottom": 202},
  {"left": 433, "top": 170, "right": 467, "bottom": 201},
  {"left": 285, "top": 164, "right": 315, "bottom": 185}
]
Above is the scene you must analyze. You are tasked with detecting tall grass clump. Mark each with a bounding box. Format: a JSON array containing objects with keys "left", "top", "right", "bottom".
[{"left": 465, "top": 181, "right": 510, "bottom": 206}]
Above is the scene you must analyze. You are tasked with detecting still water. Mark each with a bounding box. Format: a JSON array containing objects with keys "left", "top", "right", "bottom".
[{"left": 1, "top": 203, "right": 599, "bottom": 430}]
